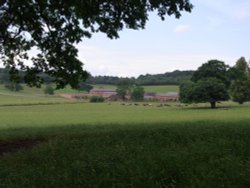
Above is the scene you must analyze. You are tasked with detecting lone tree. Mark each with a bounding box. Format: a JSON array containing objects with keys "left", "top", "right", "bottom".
[
  {"left": 230, "top": 57, "right": 250, "bottom": 104},
  {"left": 0, "top": 0, "right": 193, "bottom": 89},
  {"left": 116, "top": 79, "right": 134, "bottom": 100},
  {"left": 180, "top": 60, "right": 230, "bottom": 108},
  {"left": 180, "top": 78, "right": 229, "bottom": 108}
]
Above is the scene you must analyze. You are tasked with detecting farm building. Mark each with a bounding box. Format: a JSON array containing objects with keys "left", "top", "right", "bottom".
[
  {"left": 89, "top": 88, "right": 179, "bottom": 101},
  {"left": 89, "top": 88, "right": 117, "bottom": 98},
  {"left": 144, "top": 92, "right": 179, "bottom": 101}
]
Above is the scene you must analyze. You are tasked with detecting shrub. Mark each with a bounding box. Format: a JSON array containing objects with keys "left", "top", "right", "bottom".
[
  {"left": 131, "top": 86, "right": 145, "bottom": 101},
  {"left": 90, "top": 96, "right": 105, "bottom": 103},
  {"left": 78, "top": 83, "right": 93, "bottom": 92},
  {"left": 44, "top": 85, "right": 54, "bottom": 95}
]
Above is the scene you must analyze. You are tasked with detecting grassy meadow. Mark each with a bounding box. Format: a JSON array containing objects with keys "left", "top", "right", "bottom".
[
  {"left": 93, "top": 84, "right": 179, "bottom": 93},
  {"left": 0, "top": 85, "right": 249, "bottom": 187},
  {"left": 143, "top": 85, "right": 179, "bottom": 93}
]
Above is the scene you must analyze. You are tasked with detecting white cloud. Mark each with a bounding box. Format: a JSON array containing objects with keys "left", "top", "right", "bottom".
[
  {"left": 77, "top": 44, "right": 236, "bottom": 77},
  {"left": 174, "top": 24, "right": 192, "bottom": 33}
]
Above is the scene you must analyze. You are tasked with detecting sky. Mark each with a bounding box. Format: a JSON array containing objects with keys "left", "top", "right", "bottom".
[{"left": 77, "top": 0, "right": 250, "bottom": 77}]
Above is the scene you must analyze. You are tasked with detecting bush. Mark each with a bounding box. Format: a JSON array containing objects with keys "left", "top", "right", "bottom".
[
  {"left": 131, "top": 86, "right": 145, "bottom": 101},
  {"left": 78, "top": 83, "right": 93, "bottom": 92},
  {"left": 44, "top": 85, "right": 54, "bottom": 95},
  {"left": 90, "top": 96, "right": 105, "bottom": 103}
]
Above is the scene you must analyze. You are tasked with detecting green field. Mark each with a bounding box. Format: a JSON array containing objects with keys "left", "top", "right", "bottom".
[
  {"left": 0, "top": 84, "right": 179, "bottom": 97},
  {"left": 0, "top": 84, "right": 85, "bottom": 96},
  {"left": 93, "top": 84, "right": 117, "bottom": 90},
  {"left": 0, "top": 93, "right": 249, "bottom": 187},
  {"left": 143, "top": 85, "right": 179, "bottom": 93},
  {"left": 93, "top": 84, "right": 179, "bottom": 93}
]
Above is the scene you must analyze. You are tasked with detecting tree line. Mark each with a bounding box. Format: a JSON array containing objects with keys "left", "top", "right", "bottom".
[
  {"left": 86, "top": 70, "right": 194, "bottom": 85},
  {"left": 180, "top": 57, "right": 250, "bottom": 108},
  {"left": 0, "top": 68, "right": 193, "bottom": 89}
]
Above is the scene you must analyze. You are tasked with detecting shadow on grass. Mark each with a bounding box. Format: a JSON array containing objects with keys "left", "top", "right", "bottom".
[
  {"left": 0, "top": 121, "right": 249, "bottom": 187},
  {"left": 0, "top": 137, "right": 48, "bottom": 156}
]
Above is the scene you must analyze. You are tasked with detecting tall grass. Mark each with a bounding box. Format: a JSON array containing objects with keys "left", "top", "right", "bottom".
[
  {"left": 0, "top": 99, "right": 249, "bottom": 187},
  {"left": 0, "top": 121, "right": 249, "bottom": 187}
]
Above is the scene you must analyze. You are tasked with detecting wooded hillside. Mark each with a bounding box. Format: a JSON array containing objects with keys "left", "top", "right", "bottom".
[{"left": 0, "top": 68, "right": 193, "bottom": 86}]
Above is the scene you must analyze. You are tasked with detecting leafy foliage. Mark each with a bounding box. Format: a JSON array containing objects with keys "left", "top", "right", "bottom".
[
  {"left": 78, "top": 83, "right": 93, "bottom": 92},
  {"left": 191, "top": 60, "right": 230, "bottom": 88},
  {"left": 87, "top": 75, "right": 125, "bottom": 85},
  {"left": 179, "top": 81, "right": 195, "bottom": 103},
  {"left": 90, "top": 96, "right": 105, "bottom": 103},
  {"left": 131, "top": 86, "right": 145, "bottom": 101},
  {"left": 180, "top": 60, "right": 230, "bottom": 108},
  {"left": 230, "top": 57, "right": 250, "bottom": 104},
  {"left": 86, "top": 70, "right": 194, "bottom": 85},
  {"left": 136, "top": 70, "right": 194, "bottom": 85},
  {"left": 0, "top": 68, "right": 193, "bottom": 86},
  {"left": 0, "top": 0, "right": 193, "bottom": 88},
  {"left": 44, "top": 84, "right": 54, "bottom": 95},
  {"left": 229, "top": 57, "right": 250, "bottom": 80},
  {"left": 230, "top": 79, "right": 250, "bottom": 104},
  {"left": 116, "top": 79, "right": 135, "bottom": 100},
  {"left": 180, "top": 78, "right": 229, "bottom": 108},
  {"left": 195, "top": 78, "right": 229, "bottom": 108}
]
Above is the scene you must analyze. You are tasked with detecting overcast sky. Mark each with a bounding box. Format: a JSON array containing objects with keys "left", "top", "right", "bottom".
[{"left": 77, "top": 0, "right": 250, "bottom": 77}]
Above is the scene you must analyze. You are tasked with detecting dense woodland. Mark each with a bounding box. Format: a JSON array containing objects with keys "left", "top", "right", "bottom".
[
  {"left": 86, "top": 70, "right": 194, "bottom": 85},
  {"left": 0, "top": 68, "right": 193, "bottom": 86}
]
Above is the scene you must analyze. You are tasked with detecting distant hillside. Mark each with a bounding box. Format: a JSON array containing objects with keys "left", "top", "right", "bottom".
[
  {"left": 87, "top": 70, "right": 194, "bottom": 85},
  {"left": 0, "top": 68, "right": 194, "bottom": 86},
  {"left": 135, "top": 70, "right": 194, "bottom": 85},
  {"left": 0, "top": 68, "right": 54, "bottom": 84}
]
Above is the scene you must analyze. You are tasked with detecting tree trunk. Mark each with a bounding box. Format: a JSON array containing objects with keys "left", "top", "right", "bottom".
[{"left": 210, "top": 101, "right": 216, "bottom": 109}]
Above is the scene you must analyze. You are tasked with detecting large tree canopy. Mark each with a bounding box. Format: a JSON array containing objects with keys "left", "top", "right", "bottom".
[
  {"left": 0, "top": 0, "right": 193, "bottom": 88},
  {"left": 191, "top": 60, "right": 230, "bottom": 88},
  {"left": 180, "top": 60, "right": 230, "bottom": 108},
  {"left": 180, "top": 78, "right": 229, "bottom": 109}
]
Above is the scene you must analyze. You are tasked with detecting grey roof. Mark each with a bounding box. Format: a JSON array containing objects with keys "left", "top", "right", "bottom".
[
  {"left": 90, "top": 88, "right": 116, "bottom": 92},
  {"left": 155, "top": 92, "right": 179, "bottom": 97}
]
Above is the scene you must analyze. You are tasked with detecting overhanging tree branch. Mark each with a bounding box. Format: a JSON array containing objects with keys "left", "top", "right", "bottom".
[{"left": 0, "top": 0, "right": 193, "bottom": 89}]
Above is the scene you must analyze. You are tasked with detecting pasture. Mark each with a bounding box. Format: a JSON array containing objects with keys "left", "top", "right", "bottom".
[
  {"left": 93, "top": 84, "right": 179, "bottom": 93},
  {"left": 0, "top": 94, "right": 250, "bottom": 187}
]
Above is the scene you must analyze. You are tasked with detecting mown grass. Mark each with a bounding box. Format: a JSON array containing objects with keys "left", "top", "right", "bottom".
[
  {"left": 0, "top": 84, "right": 85, "bottom": 95},
  {"left": 93, "top": 84, "right": 117, "bottom": 90},
  {"left": 0, "top": 92, "right": 69, "bottom": 106},
  {"left": 0, "top": 102, "right": 249, "bottom": 131},
  {"left": 0, "top": 83, "right": 179, "bottom": 97},
  {"left": 93, "top": 84, "right": 179, "bottom": 93},
  {"left": 143, "top": 85, "right": 179, "bottom": 93},
  {"left": 0, "top": 99, "right": 250, "bottom": 187}
]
